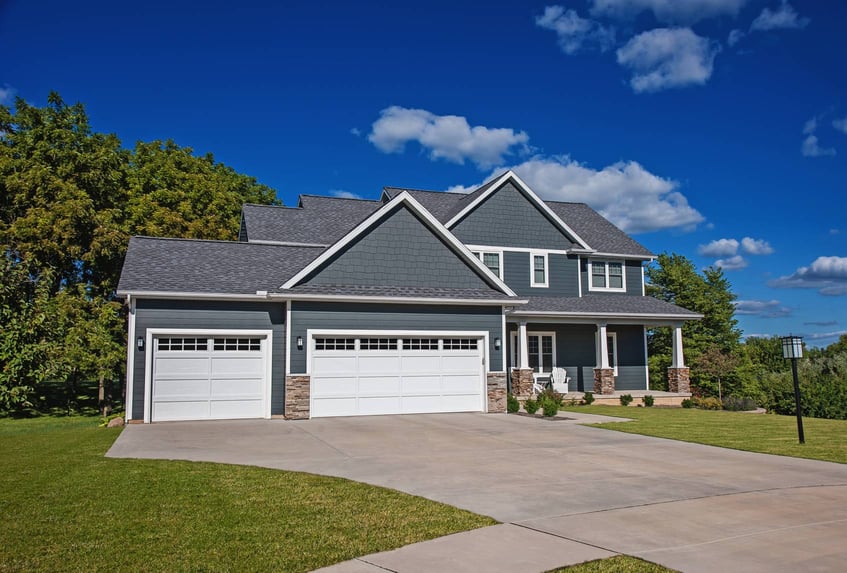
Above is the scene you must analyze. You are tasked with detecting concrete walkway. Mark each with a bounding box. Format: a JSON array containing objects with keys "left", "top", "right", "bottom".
[{"left": 108, "top": 413, "right": 847, "bottom": 572}]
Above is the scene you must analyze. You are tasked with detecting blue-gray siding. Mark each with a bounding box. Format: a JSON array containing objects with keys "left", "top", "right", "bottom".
[
  {"left": 131, "top": 299, "right": 286, "bottom": 420},
  {"left": 503, "top": 252, "right": 579, "bottom": 297},
  {"left": 290, "top": 301, "right": 504, "bottom": 373},
  {"left": 506, "top": 323, "right": 646, "bottom": 392},
  {"left": 303, "top": 204, "right": 490, "bottom": 289},
  {"left": 580, "top": 258, "right": 643, "bottom": 296},
  {"left": 451, "top": 182, "right": 577, "bottom": 250}
]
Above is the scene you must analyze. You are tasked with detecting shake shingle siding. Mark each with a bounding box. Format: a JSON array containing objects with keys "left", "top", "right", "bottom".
[
  {"left": 579, "top": 258, "right": 644, "bottom": 296},
  {"left": 503, "top": 252, "right": 579, "bottom": 297}
]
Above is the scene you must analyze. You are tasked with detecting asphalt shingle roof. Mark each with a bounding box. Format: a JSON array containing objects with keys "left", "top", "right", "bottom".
[
  {"left": 545, "top": 201, "right": 654, "bottom": 257},
  {"left": 514, "top": 295, "right": 700, "bottom": 318},
  {"left": 381, "top": 187, "right": 464, "bottom": 222},
  {"left": 117, "top": 236, "right": 325, "bottom": 295}
]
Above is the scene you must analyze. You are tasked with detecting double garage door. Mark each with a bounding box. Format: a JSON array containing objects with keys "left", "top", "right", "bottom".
[{"left": 310, "top": 335, "right": 486, "bottom": 418}]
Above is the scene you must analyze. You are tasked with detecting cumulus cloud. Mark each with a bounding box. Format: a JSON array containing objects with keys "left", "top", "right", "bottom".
[
  {"left": 833, "top": 116, "right": 847, "bottom": 135},
  {"left": 735, "top": 299, "right": 791, "bottom": 318},
  {"left": 349, "top": 127, "right": 361, "bottom": 137},
  {"left": 536, "top": 5, "right": 616, "bottom": 54},
  {"left": 715, "top": 255, "right": 748, "bottom": 270},
  {"left": 616, "top": 28, "right": 721, "bottom": 93},
  {"left": 741, "top": 237, "right": 774, "bottom": 255},
  {"left": 727, "top": 29, "right": 745, "bottom": 46},
  {"left": 0, "top": 84, "right": 16, "bottom": 105},
  {"left": 806, "top": 330, "right": 847, "bottom": 341},
  {"left": 802, "top": 134, "right": 836, "bottom": 157},
  {"left": 750, "top": 1, "right": 809, "bottom": 32},
  {"left": 770, "top": 256, "right": 847, "bottom": 296},
  {"left": 331, "top": 190, "right": 363, "bottom": 200},
  {"left": 589, "top": 0, "right": 747, "bottom": 24},
  {"left": 368, "top": 106, "right": 530, "bottom": 169},
  {"left": 699, "top": 238, "right": 739, "bottom": 257},
  {"left": 492, "top": 156, "right": 703, "bottom": 234}
]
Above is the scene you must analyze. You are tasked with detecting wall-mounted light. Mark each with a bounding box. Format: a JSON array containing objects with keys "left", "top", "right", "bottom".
[
  {"left": 297, "top": 336, "right": 303, "bottom": 350},
  {"left": 137, "top": 336, "right": 145, "bottom": 351},
  {"left": 494, "top": 337, "right": 501, "bottom": 350}
]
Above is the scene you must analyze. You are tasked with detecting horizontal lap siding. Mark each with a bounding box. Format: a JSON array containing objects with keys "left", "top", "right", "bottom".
[
  {"left": 503, "top": 252, "right": 579, "bottom": 297},
  {"left": 580, "top": 259, "right": 643, "bottom": 296},
  {"left": 132, "top": 299, "right": 286, "bottom": 420},
  {"left": 290, "top": 302, "right": 503, "bottom": 373}
]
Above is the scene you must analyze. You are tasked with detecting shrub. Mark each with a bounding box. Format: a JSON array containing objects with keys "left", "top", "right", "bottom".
[
  {"left": 681, "top": 398, "right": 693, "bottom": 408},
  {"left": 541, "top": 397, "right": 559, "bottom": 417},
  {"left": 506, "top": 393, "right": 519, "bottom": 414},
  {"left": 583, "top": 391, "right": 595, "bottom": 405},
  {"left": 722, "top": 396, "right": 757, "bottom": 411},
  {"left": 538, "top": 387, "right": 564, "bottom": 407},
  {"left": 524, "top": 397, "right": 539, "bottom": 414},
  {"left": 619, "top": 394, "right": 633, "bottom": 406},
  {"left": 642, "top": 394, "right": 654, "bottom": 407},
  {"left": 693, "top": 396, "right": 722, "bottom": 410}
]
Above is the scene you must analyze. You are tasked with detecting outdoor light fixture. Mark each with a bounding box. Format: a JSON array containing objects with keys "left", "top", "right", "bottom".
[
  {"left": 494, "top": 337, "right": 501, "bottom": 350},
  {"left": 781, "top": 335, "right": 805, "bottom": 444},
  {"left": 297, "top": 336, "right": 303, "bottom": 350},
  {"left": 136, "top": 336, "right": 144, "bottom": 351}
]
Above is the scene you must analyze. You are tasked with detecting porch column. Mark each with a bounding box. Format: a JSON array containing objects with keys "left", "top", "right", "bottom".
[
  {"left": 668, "top": 323, "right": 690, "bottom": 393},
  {"left": 593, "top": 323, "right": 615, "bottom": 395},
  {"left": 511, "top": 321, "right": 534, "bottom": 398}
]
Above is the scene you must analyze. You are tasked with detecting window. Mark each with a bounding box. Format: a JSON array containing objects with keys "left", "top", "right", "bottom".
[
  {"left": 314, "top": 337, "right": 356, "bottom": 351},
  {"left": 473, "top": 251, "right": 502, "bottom": 278},
  {"left": 403, "top": 338, "right": 439, "bottom": 350},
  {"left": 512, "top": 332, "right": 555, "bottom": 373},
  {"left": 607, "top": 333, "right": 618, "bottom": 376},
  {"left": 157, "top": 337, "right": 208, "bottom": 351},
  {"left": 213, "top": 337, "right": 261, "bottom": 351},
  {"left": 589, "top": 260, "right": 626, "bottom": 292},
  {"left": 442, "top": 338, "right": 478, "bottom": 350},
  {"left": 530, "top": 252, "right": 548, "bottom": 287},
  {"left": 360, "top": 338, "right": 397, "bottom": 350}
]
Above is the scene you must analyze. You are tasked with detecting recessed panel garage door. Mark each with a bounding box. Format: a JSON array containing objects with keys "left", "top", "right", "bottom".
[
  {"left": 152, "top": 336, "right": 268, "bottom": 422},
  {"left": 311, "top": 336, "right": 485, "bottom": 418}
]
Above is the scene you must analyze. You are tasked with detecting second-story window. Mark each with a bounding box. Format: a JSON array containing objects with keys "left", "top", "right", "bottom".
[
  {"left": 531, "top": 252, "right": 548, "bottom": 287},
  {"left": 589, "top": 260, "right": 626, "bottom": 292},
  {"left": 473, "top": 251, "right": 502, "bottom": 278}
]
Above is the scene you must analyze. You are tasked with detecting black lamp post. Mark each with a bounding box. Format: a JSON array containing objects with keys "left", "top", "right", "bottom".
[{"left": 781, "top": 335, "right": 805, "bottom": 445}]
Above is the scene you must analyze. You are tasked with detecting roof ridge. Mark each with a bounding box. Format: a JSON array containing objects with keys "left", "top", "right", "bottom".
[
  {"left": 242, "top": 203, "right": 298, "bottom": 210},
  {"left": 383, "top": 186, "right": 466, "bottom": 195},
  {"left": 130, "top": 236, "right": 325, "bottom": 248},
  {"left": 543, "top": 199, "right": 590, "bottom": 207},
  {"left": 298, "top": 194, "right": 381, "bottom": 203}
]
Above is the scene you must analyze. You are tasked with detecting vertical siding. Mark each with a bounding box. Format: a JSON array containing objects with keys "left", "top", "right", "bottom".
[
  {"left": 580, "top": 259, "right": 644, "bottom": 296},
  {"left": 290, "top": 301, "right": 503, "bottom": 373},
  {"left": 132, "top": 299, "right": 286, "bottom": 420},
  {"left": 502, "top": 252, "right": 579, "bottom": 297},
  {"left": 451, "top": 183, "right": 577, "bottom": 250}
]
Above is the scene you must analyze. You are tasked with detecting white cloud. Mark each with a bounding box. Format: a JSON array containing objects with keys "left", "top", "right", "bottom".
[
  {"left": 536, "top": 6, "right": 616, "bottom": 55},
  {"left": 616, "top": 28, "right": 721, "bottom": 93},
  {"left": 368, "top": 106, "right": 530, "bottom": 169},
  {"left": 590, "top": 0, "right": 747, "bottom": 24},
  {"left": 801, "top": 134, "right": 836, "bottom": 157},
  {"left": 0, "top": 84, "right": 16, "bottom": 106},
  {"left": 735, "top": 299, "right": 791, "bottom": 318},
  {"left": 741, "top": 237, "right": 774, "bottom": 255},
  {"left": 349, "top": 127, "right": 361, "bottom": 137},
  {"left": 833, "top": 116, "right": 847, "bottom": 135},
  {"left": 493, "top": 156, "right": 703, "bottom": 233},
  {"left": 770, "top": 256, "right": 847, "bottom": 296},
  {"left": 802, "top": 117, "right": 817, "bottom": 135},
  {"left": 727, "top": 29, "right": 745, "bottom": 46},
  {"left": 698, "top": 238, "right": 739, "bottom": 257},
  {"left": 750, "top": 1, "right": 809, "bottom": 32},
  {"left": 806, "top": 330, "right": 847, "bottom": 341},
  {"left": 715, "top": 255, "right": 748, "bottom": 270},
  {"left": 330, "top": 190, "right": 363, "bottom": 199}
]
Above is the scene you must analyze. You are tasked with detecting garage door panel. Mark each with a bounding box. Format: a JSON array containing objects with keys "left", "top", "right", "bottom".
[
  {"left": 312, "top": 376, "right": 356, "bottom": 397},
  {"left": 401, "top": 395, "right": 446, "bottom": 414},
  {"left": 358, "top": 355, "right": 400, "bottom": 373},
  {"left": 312, "top": 396, "right": 358, "bottom": 417},
  {"left": 441, "top": 374, "right": 482, "bottom": 393},
  {"left": 153, "top": 400, "right": 209, "bottom": 421},
  {"left": 442, "top": 355, "right": 480, "bottom": 370},
  {"left": 401, "top": 355, "right": 441, "bottom": 372},
  {"left": 210, "top": 377, "right": 263, "bottom": 397},
  {"left": 401, "top": 375, "right": 442, "bottom": 394},
  {"left": 441, "top": 394, "right": 483, "bottom": 411},
  {"left": 358, "top": 396, "right": 402, "bottom": 415},
  {"left": 211, "top": 356, "right": 264, "bottom": 376},
  {"left": 358, "top": 376, "right": 401, "bottom": 395},
  {"left": 210, "top": 399, "right": 264, "bottom": 419},
  {"left": 155, "top": 357, "right": 210, "bottom": 376},
  {"left": 154, "top": 378, "right": 210, "bottom": 397},
  {"left": 312, "top": 356, "right": 357, "bottom": 375}
]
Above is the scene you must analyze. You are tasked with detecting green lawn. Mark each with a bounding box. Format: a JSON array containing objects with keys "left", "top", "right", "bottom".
[
  {"left": 549, "top": 555, "right": 676, "bottom": 572},
  {"left": 0, "top": 417, "right": 495, "bottom": 572},
  {"left": 563, "top": 405, "right": 847, "bottom": 464}
]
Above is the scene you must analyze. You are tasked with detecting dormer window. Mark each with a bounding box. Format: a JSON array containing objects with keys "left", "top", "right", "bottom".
[{"left": 589, "top": 260, "right": 626, "bottom": 292}]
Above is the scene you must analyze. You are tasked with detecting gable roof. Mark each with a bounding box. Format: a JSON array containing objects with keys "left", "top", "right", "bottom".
[
  {"left": 545, "top": 202, "right": 654, "bottom": 258},
  {"left": 117, "top": 236, "right": 324, "bottom": 296},
  {"left": 381, "top": 187, "right": 464, "bottom": 221}
]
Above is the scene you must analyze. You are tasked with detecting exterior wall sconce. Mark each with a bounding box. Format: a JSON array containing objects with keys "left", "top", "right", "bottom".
[
  {"left": 137, "top": 336, "right": 145, "bottom": 351},
  {"left": 297, "top": 336, "right": 303, "bottom": 350},
  {"left": 781, "top": 335, "right": 805, "bottom": 444},
  {"left": 494, "top": 337, "right": 501, "bottom": 350}
]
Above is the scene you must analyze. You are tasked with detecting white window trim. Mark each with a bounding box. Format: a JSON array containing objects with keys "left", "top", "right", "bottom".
[
  {"left": 510, "top": 331, "right": 556, "bottom": 376},
  {"left": 607, "top": 332, "right": 618, "bottom": 377},
  {"left": 530, "top": 251, "right": 549, "bottom": 288},
  {"left": 472, "top": 249, "right": 504, "bottom": 279},
  {"left": 588, "top": 259, "right": 627, "bottom": 293}
]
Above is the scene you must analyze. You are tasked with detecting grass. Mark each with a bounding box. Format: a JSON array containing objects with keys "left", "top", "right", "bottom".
[
  {"left": 563, "top": 405, "right": 847, "bottom": 464},
  {"left": 548, "top": 555, "right": 677, "bottom": 572},
  {"left": 0, "top": 416, "right": 495, "bottom": 572}
]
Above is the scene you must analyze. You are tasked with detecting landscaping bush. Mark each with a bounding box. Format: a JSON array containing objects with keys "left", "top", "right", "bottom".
[
  {"left": 642, "top": 394, "right": 654, "bottom": 407},
  {"left": 538, "top": 387, "right": 564, "bottom": 407},
  {"left": 524, "top": 397, "right": 539, "bottom": 414},
  {"left": 541, "top": 397, "right": 559, "bottom": 417},
  {"left": 583, "top": 391, "right": 595, "bottom": 405},
  {"left": 506, "top": 393, "right": 519, "bottom": 414},
  {"left": 692, "top": 396, "right": 722, "bottom": 410},
  {"left": 619, "top": 394, "right": 633, "bottom": 406},
  {"left": 721, "top": 396, "right": 757, "bottom": 411},
  {"left": 681, "top": 398, "right": 693, "bottom": 408}
]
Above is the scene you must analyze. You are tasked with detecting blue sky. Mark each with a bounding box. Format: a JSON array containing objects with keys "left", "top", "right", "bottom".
[{"left": 2, "top": 0, "right": 845, "bottom": 345}]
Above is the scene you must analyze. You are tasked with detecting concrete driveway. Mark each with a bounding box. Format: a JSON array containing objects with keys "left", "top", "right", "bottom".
[{"left": 107, "top": 413, "right": 847, "bottom": 572}]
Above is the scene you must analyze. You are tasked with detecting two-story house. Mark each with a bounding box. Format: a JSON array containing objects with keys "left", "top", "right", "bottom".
[{"left": 117, "top": 171, "right": 699, "bottom": 423}]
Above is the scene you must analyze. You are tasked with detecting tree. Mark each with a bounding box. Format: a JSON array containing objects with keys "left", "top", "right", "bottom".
[{"left": 693, "top": 344, "right": 741, "bottom": 400}]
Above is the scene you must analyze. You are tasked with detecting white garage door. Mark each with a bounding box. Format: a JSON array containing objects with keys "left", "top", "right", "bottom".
[
  {"left": 311, "top": 335, "right": 485, "bottom": 418},
  {"left": 151, "top": 336, "right": 268, "bottom": 422}
]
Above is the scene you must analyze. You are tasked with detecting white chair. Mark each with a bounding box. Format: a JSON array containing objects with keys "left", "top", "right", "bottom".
[
  {"left": 532, "top": 374, "right": 549, "bottom": 395},
  {"left": 551, "top": 367, "right": 570, "bottom": 394}
]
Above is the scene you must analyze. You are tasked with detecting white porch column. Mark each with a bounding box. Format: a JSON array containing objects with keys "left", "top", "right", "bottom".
[
  {"left": 671, "top": 323, "right": 685, "bottom": 368},
  {"left": 518, "top": 321, "right": 529, "bottom": 369},
  {"left": 596, "top": 323, "right": 609, "bottom": 369}
]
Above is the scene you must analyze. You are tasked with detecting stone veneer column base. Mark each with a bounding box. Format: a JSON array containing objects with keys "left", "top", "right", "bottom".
[
  {"left": 486, "top": 372, "right": 507, "bottom": 413},
  {"left": 285, "top": 375, "right": 311, "bottom": 420},
  {"left": 510, "top": 368, "right": 534, "bottom": 398},
  {"left": 593, "top": 368, "right": 615, "bottom": 394},
  {"left": 668, "top": 367, "right": 691, "bottom": 393}
]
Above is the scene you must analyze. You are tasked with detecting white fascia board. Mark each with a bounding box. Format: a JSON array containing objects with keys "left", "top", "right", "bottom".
[
  {"left": 117, "top": 290, "right": 278, "bottom": 301},
  {"left": 589, "top": 252, "right": 654, "bottom": 261},
  {"left": 287, "top": 293, "right": 528, "bottom": 306},
  {"left": 247, "top": 239, "right": 329, "bottom": 247},
  {"left": 444, "top": 171, "right": 592, "bottom": 250},
  {"left": 280, "top": 191, "right": 518, "bottom": 297},
  {"left": 507, "top": 310, "right": 703, "bottom": 321}
]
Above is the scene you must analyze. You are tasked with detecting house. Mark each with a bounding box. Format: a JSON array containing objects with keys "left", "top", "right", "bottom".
[{"left": 117, "top": 171, "right": 700, "bottom": 423}]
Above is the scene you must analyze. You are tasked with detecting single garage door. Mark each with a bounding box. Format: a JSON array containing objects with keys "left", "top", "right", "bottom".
[
  {"left": 311, "top": 335, "right": 485, "bottom": 418},
  {"left": 151, "top": 336, "right": 268, "bottom": 422}
]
